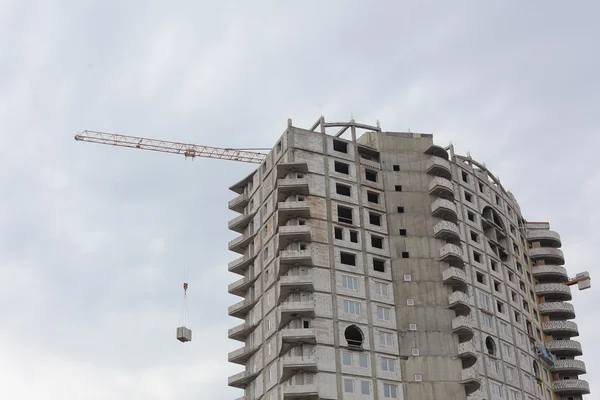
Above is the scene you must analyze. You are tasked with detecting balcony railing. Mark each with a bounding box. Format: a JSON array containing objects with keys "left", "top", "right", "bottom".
[
  {"left": 228, "top": 253, "right": 257, "bottom": 275},
  {"left": 460, "top": 364, "right": 481, "bottom": 395},
  {"left": 526, "top": 229, "right": 561, "bottom": 247},
  {"left": 429, "top": 176, "right": 455, "bottom": 199},
  {"left": 538, "top": 302, "right": 575, "bottom": 319},
  {"left": 535, "top": 283, "right": 572, "bottom": 301},
  {"left": 228, "top": 320, "right": 256, "bottom": 342},
  {"left": 532, "top": 265, "right": 569, "bottom": 281},
  {"left": 452, "top": 315, "right": 473, "bottom": 339},
  {"left": 278, "top": 274, "right": 315, "bottom": 303},
  {"left": 431, "top": 198, "right": 458, "bottom": 222},
  {"left": 440, "top": 243, "right": 463, "bottom": 263},
  {"left": 545, "top": 340, "right": 582, "bottom": 356},
  {"left": 551, "top": 379, "right": 590, "bottom": 395},
  {"left": 282, "top": 384, "right": 319, "bottom": 399},
  {"left": 551, "top": 359, "right": 586, "bottom": 374},
  {"left": 529, "top": 247, "right": 565, "bottom": 264},
  {"left": 442, "top": 267, "right": 468, "bottom": 288},
  {"left": 542, "top": 320, "right": 579, "bottom": 337},
  {"left": 228, "top": 369, "right": 259, "bottom": 389},
  {"left": 426, "top": 156, "right": 452, "bottom": 179},
  {"left": 279, "top": 301, "right": 316, "bottom": 328},
  {"left": 228, "top": 192, "right": 249, "bottom": 213},
  {"left": 448, "top": 291, "right": 470, "bottom": 313},
  {"left": 433, "top": 220, "right": 461, "bottom": 243}
]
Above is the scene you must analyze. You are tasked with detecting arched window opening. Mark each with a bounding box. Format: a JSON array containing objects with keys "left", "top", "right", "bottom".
[
  {"left": 345, "top": 325, "right": 364, "bottom": 350},
  {"left": 485, "top": 336, "right": 497, "bottom": 356}
]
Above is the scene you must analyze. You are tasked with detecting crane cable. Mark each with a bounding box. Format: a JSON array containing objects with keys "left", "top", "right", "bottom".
[{"left": 178, "top": 156, "right": 192, "bottom": 329}]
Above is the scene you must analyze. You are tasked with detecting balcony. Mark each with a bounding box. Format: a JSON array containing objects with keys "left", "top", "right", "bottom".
[
  {"left": 280, "top": 328, "right": 317, "bottom": 355},
  {"left": 440, "top": 243, "right": 464, "bottom": 263},
  {"left": 431, "top": 198, "right": 458, "bottom": 222},
  {"left": 228, "top": 212, "right": 255, "bottom": 233},
  {"left": 228, "top": 193, "right": 249, "bottom": 213},
  {"left": 433, "top": 220, "right": 461, "bottom": 244},
  {"left": 424, "top": 144, "right": 449, "bottom": 160},
  {"left": 228, "top": 230, "right": 257, "bottom": 254},
  {"left": 542, "top": 320, "right": 579, "bottom": 337},
  {"left": 545, "top": 340, "right": 582, "bottom": 356},
  {"left": 529, "top": 247, "right": 565, "bottom": 265},
  {"left": 278, "top": 201, "right": 311, "bottom": 222},
  {"left": 452, "top": 315, "right": 474, "bottom": 340},
  {"left": 535, "top": 283, "right": 572, "bottom": 301},
  {"left": 228, "top": 297, "right": 257, "bottom": 319},
  {"left": 280, "top": 356, "right": 318, "bottom": 382},
  {"left": 526, "top": 229, "right": 561, "bottom": 247},
  {"left": 442, "top": 267, "right": 469, "bottom": 289},
  {"left": 277, "top": 177, "right": 310, "bottom": 199},
  {"left": 278, "top": 250, "right": 314, "bottom": 276},
  {"left": 448, "top": 291, "right": 470, "bottom": 314},
  {"left": 228, "top": 321, "right": 256, "bottom": 342},
  {"left": 278, "top": 274, "right": 315, "bottom": 303},
  {"left": 551, "top": 359, "right": 587, "bottom": 374},
  {"left": 228, "top": 253, "right": 257, "bottom": 275},
  {"left": 457, "top": 341, "right": 477, "bottom": 367},
  {"left": 279, "top": 301, "right": 316, "bottom": 328},
  {"left": 228, "top": 343, "right": 259, "bottom": 365},
  {"left": 228, "top": 271, "right": 258, "bottom": 297},
  {"left": 539, "top": 302, "right": 575, "bottom": 319},
  {"left": 228, "top": 369, "right": 259, "bottom": 389},
  {"left": 429, "top": 176, "right": 455, "bottom": 199},
  {"left": 278, "top": 225, "right": 312, "bottom": 250},
  {"left": 360, "top": 157, "right": 381, "bottom": 171},
  {"left": 532, "top": 265, "right": 569, "bottom": 282},
  {"left": 551, "top": 379, "right": 590, "bottom": 395},
  {"left": 283, "top": 384, "right": 320, "bottom": 399},
  {"left": 426, "top": 156, "right": 452, "bottom": 179},
  {"left": 460, "top": 365, "right": 481, "bottom": 395},
  {"left": 276, "top": 162, "right": 309, "bottom": 179}
]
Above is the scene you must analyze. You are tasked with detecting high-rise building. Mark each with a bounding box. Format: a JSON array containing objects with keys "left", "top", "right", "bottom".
[{"left": 226, "top": 117, "right": 589, "bottom": 400}]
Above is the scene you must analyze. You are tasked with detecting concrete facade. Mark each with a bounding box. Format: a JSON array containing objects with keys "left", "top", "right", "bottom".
[{"left": 227, "top": 118, "right": 589, "bottom": 400}]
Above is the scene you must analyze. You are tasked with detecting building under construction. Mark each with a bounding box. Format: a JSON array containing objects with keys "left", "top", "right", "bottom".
[{"left": 225, "top": 118, "right": 590, "bottom": 400}]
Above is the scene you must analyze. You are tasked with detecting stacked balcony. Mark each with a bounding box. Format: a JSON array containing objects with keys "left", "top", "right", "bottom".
[
  {"left": 527, "top": 223, "right": 588, "bottom": 397},
  {"left": 277, "top": 273, "right": 315, "bottom": 304},
  {"left": 280, "top": 355, "right": 318, "bottom": 383},
  {"left": 228, "top": 341, "right": 260, "bottom": 365},
  {"left": 228, "top": 369, "right": 259, "bottom": 389},
  {"left": 426, "top": 155, "right": 452, "bottom": 179},
  {"left": 280, "top": 328, "right": 317, "bottom": 355},
  {"left": 228, "top": 320, "right": 257, "bottom": 342},
  {"left": 282, "top": 384, "right": 320, "bottom": 399},
  {"left": 433, "top": 220, "right": 461, "bottom": 245},
  {"left": 228, "top": 269, "right": 258, "bottom": 297}
]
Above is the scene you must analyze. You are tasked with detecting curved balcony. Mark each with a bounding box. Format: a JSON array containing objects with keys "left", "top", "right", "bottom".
[
  {"left": 460, "top": 365, "right": 481, "bottom": 395},
  {"left": 545, "top": 340, "right": 582, "bottom": 356},
  {"left": 283, "top": 384, "right": 320, "bottom": 399},
  {"left": 228, "top": 343, "right": 259, "bottom": 365},
  {"left": 539, "top": 302, "right": 575, "bottom": 319},
  {"left": 426, "top": 156, "right": 452, "bottom": 179},
  {"left": 526, "top": 229, "right": 562, "bottom": 247},
  {"left": 431, "top": 198, "right": 458, "bottom": 222},
  {"left": 280, "top": 328, "right": 317, "bottom": 355},
  {"left": 228, "top": 230, "right": 257, "bottom": 254},
  {"left": 228, "top": 212, "right": 255, "bottom": 233},
  {"left": 424, "top": 144, "right": 449, "bottom": 160},
  {"left": 551, "top": 359, "right": 587, "bottom": 375},
  {"left": 542, "top": 320, "right": 579, "bottom": 337},
  {"left": 228, "top": 320, "right": 257, "bottom": 342},
  {"left": 278, "top": 201, "right": 311, "bottom": 222},
  {"left": 532, "top": 265, "right": 569, "bottom": 282},
  {"left": 278, "top": 249, "right": 314, "bottom": 276},
  {"left": 228, "top": 253, "right": 257, "bottom": 275},
  {"left": 457, "top": 341, "right": 477, "bottom": 367},
  {"left": 278, "top": 225, "right": 312, "bottom": 250},
  {"left": 277, "top": 177, "right": 310, "bottom": 201},
  {"left": 277, "top": 274, "right": 315, "bottom": 303},
  {"left": 551, "top": 379, "right": 590, "bottom": 395},
  {"left": 429, "top": 177, "right": 455, "bottom": 199},
  {"left": 228, "top": 271, "right": 258, "bottom": 297},
  {"left": 535, "top": 283, "right": 572, "bottom": 301},
  {"left": 442, "top": 267, "right": 469, "bottom": 289},
  {"left": 228, "top": 297, "right": 257, "bottom": 319},
  {"left": 440, "top": 243, "right": 464, "bottom": 264},
  {"left": 433, "top": 220, "right": 461, "bottom": 244},
  {"left": 228, "top": 192, "right": 249, "bottom": 213},
  {"left": 529, "top": 247, "right": 565, "bottom": 265},
  {"left": 452, "top": 315, "right": 474, "bottom": 340},
  {"left": 448, "top": 291, "right": 471, "bottom": 314},
  {"left": 228, "top": 369, "right": 259, "bottom": 389},
  {"left": 280, "top": 356, "right": 318, "bottom": 383},
  {"left": 279, "top": 301, "right": 316, "bottom": 328}
]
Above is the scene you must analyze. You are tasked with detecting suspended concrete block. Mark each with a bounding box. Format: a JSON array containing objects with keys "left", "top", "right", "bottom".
[{"left": 177, "top": 326, "right": 192, "bottom": 343}]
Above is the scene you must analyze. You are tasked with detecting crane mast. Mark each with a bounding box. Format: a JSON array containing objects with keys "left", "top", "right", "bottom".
[{"left": 74, "top": 130, "right": 267, "bottom": 164}]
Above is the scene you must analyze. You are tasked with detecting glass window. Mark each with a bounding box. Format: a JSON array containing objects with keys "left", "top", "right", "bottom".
[
  {"left": 342, "top": 351, "right": 352, "bottom": 366},
  {"left": 374, "top": 281, "right": 388, "bottom": 296},
  {"left": 379, "top": 331, "right": 393, "bottom": 347},
  {"left": 381, "top": 357, "right": 395, "bottom": 372},
  {"left": 359, "top": 354, "right": 369, "bottom": 368},
  {"left": 344, "top": 378, "right": 354, "bottom": 393},
  {"left": 377, "top": 306, "right": 391, "bottom": 321},
  {"left": 383, "top": 383, "right": 397, "bottom": 399},
  {"left": 342, "top": 275, "right": 359, "bottom": 291},
  {"left": 343, "top": 300, "right": 361, "bottom": 315},
  {"left": 361, "top": 380, "right": 370, "bottom": 395}
]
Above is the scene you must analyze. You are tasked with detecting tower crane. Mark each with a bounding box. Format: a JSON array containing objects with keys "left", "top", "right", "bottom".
[{"left": 75, "top": 130, "right": 269, "bottom": 343}]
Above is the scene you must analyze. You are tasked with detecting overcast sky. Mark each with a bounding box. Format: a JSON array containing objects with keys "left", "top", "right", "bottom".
[{"left": 0, "top": 1, "right": 598, "bottom": 399}]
